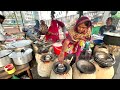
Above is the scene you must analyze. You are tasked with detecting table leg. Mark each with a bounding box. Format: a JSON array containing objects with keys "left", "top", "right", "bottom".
[{"left": 27, "top": 69, "right": 33, "bottom": 79}]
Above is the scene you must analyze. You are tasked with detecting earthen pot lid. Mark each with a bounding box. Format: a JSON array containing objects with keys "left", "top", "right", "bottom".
[{"left": 76, "top": 60, "right": 96, "bottom": 74}]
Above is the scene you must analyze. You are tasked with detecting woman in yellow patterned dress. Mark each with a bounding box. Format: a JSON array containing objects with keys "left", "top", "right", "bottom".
[{"left": 58, "top": 16, "right": 92, "bottom": 66}]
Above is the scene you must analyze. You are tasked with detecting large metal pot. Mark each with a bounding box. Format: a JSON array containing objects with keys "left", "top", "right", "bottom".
[
  {"left": 5, "top": 40, "right": 32, "bottom": 51},
  {"left": 9, "top": 48, "right": 33, "bottom": 65},
  {"left": 103, "top": 31, "right": 120, "bottom": 46},
  {"left": 0, "top": 50, "right": 12, "bottom": 67}
]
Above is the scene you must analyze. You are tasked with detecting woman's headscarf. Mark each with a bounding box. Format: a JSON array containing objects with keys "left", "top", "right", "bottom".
[
  {"left": 40, "top": 20, "right": 45, "bottom": 25},
  {"left": 66, "top": 16, "right": 92, "bottom": 41},
  {"left": 74, "top": 16, "right": 92, "bottom": 33}
]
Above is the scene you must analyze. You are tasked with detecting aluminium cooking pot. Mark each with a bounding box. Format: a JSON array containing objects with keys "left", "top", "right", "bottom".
[
  {"left": 103, "top": 31, "right": 120, "bottom": 46},
  {"left": 0, "top": 50, "right": 12, "bottom": 67},
  {"left": 9, "top": 48, "right": 33, "bottom": 65}
]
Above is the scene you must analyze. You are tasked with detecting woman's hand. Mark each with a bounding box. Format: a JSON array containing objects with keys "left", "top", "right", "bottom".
[
  {"left": 73, "top": 34, "right": 80, "bottom": 40},
  {"left": 58, "top": 52, "right": 64, "bottom": 64}
]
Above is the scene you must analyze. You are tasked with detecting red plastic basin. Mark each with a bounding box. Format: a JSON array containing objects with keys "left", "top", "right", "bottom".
[{"left": 53, "top": 46, "right": 62, "bottom": 55}]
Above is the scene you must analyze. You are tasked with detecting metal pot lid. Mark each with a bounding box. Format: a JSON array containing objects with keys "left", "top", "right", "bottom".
[
  {"left": 76, "top": 60, "right": 96, "bottom": 74},
  {"left": 9, "top": 48, "right": 32, "bottom": 58},
  {"left": 0, "top": 50, "right": 12, "bottom": 58},
  {"left": 53, "top": 61, "right": 70, "bottom": 74},
  {"left": 5, "top": 40, "right": 32, "bottom": 49}
]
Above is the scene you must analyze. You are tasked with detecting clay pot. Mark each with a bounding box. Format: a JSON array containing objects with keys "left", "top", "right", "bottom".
[
  {"left": 72, "top": 63, "right": 96, "bottom": 79},
  {"left": 94, "top": 52, "right": 116, "bottom": 68},
  {"left": 50, "top": 61, "right": 72, "bottom": 79}
]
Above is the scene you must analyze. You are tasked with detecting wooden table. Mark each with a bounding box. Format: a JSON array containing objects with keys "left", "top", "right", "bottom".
[{"left": 0, "top": 63, "right": 33, "bottom": 79}]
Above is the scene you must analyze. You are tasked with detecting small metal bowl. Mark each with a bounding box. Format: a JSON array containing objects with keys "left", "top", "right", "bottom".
[{"left": 41, "top": 54, "right": 55, "bottom": 62}]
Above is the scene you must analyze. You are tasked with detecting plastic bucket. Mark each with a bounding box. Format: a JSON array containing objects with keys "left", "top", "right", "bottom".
[
  {"left": 52, "top": 42, "right": 62, "bottom": 55},
  {"left": 53, "top": 46, "right": 62, "bottom": 55}
]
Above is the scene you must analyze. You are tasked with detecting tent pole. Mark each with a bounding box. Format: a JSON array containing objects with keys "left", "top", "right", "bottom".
[
  {"left": 20, "top": 11, "right": 25, "bottom": 28},
  {"left": 13, "top": 11, "right": 21, "bottom": 32}
]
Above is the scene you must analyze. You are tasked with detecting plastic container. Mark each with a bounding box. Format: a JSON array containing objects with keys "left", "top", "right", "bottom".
[
  {"left": 52, "top": 42, "right": 62, "bottom": 55},
  {"left": 4, "top": 64, "right": 16, "bottom": 74},
  {"left": 53, "top": 46, "right": 62, "bottom": 55},
  {"left": 93, "top": 39, "right": 103, "bottom": 45}
]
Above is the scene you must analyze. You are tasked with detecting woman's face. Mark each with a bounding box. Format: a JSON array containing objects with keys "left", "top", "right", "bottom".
[
  {"left": 77, "top": 23, "right": 88, "bottom": 33},
  {"left": 41, "top": 20, "right": 45, "bottom": 25}
]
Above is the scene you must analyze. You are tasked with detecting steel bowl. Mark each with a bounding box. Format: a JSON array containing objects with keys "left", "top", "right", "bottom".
[{"left": 41, "top": 54, "right": 55, "bottom": 62}]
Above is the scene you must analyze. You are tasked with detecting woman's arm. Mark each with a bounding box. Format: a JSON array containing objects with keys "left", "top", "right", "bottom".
[
  {"left": 58, "top": 39, "right": 70, "bottom": 63},
  {"left": 56, "top": 20, "right": 65, "bottom": 28},
  {"left": 76, "top": 45, "right": 82, "bottom": 62},
  {"left": 56, "top": 20, "right": 66, "bottom": 38}
]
